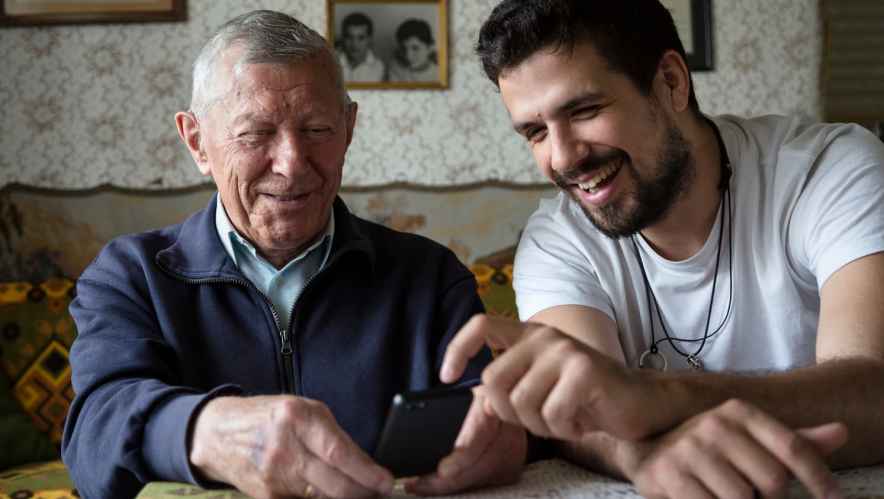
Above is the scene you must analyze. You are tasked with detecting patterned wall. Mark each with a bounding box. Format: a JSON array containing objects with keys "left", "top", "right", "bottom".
[{"left": 0, "top": 0, "right": 821, "bottom": 189}]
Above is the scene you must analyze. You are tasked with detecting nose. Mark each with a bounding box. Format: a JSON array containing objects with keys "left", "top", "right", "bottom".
[
  {"left": 272, "top": 131, "right": 308, "bottom": 178},
  {"left": 548, "top": 125, "right": 589, "bottom": 175}
]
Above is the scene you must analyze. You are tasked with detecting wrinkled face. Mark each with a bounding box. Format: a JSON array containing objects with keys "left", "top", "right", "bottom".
[
  {"left": 499, "top": 42, "right": 694, "bottom": 238},
  {"left": 198, "top": 49, "right": 356, "bottom": 261},
  {"left": 343, "top": 24, "right": 371, "bottom": 64},
  {"left": 401, "top": 36, "right": 433, "bottom": 70}
]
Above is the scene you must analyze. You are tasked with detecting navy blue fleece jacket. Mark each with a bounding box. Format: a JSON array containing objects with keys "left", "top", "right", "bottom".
[{"left": 62, "top": 196, "right": 489, "bottom": 498}]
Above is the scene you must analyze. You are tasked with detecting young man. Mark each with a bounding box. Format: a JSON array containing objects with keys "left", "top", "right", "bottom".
[
  {"left": 337, "top": 12, "right": 386, "bottom": 82},
  {"left": 439, "top": 1, "right": 884, "bottom": 498}
]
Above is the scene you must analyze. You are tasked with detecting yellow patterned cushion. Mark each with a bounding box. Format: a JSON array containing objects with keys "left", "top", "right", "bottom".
[
  {"left": 470, "top": 246, "right": 518, "bottom": 319},
  {"left": 0, "top": 460, "right": 76, "bottom": 497},
  {"left": 0, "top": 279, "right": 77, "bottom": 445}
]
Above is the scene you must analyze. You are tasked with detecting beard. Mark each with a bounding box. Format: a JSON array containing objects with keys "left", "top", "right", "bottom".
[{"left": 552, "top": 121, "right": 694, "bottom": 239}]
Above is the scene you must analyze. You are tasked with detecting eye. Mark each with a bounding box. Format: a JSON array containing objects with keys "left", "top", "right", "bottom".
[
  {"left": 573, "top": 105, "right": 601, "bottom": 119},
  {"left": 524, "top": 127, "right": 547, "bottom": 144},
  {"left": 236, "top": 129, "right": 273, "bottom": 146},
  {"left": 238, "top": 129, "right": 272, "bottom": 138},
  {"left": 304, "top": 126, "right": 334, "bottom": 138}
]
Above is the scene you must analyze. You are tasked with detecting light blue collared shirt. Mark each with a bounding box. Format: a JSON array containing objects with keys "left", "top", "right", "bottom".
[{"left": 215, "top": 197, "right": 334, "bottom": 330}]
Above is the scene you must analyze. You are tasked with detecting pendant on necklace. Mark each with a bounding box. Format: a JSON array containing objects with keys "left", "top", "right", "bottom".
[
  {"left": 639, "top": 349, "right": 668, "bottom": 371},
  {"left": 687, "top": 355, "right": 704, "bottom": 371}
]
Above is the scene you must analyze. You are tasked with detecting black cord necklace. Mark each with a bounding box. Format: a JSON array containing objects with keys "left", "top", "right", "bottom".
[{"left": 633, "top": 184, "right": 733, "bottom": 371}]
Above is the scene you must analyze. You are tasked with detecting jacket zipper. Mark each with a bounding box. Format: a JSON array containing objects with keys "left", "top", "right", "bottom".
[
  {"left": 158, "top": 244, "right": 357, "bottom": 396},
  {"left": 159, "top": 272, "right": 294, "bottom": 394}
]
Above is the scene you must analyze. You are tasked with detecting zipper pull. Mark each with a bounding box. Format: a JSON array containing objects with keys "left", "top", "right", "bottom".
[{"left": 280, "top": 329, "right": 292, "bottom": 355}]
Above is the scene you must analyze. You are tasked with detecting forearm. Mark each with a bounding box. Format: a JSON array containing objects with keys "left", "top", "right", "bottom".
[
  {"left": 648, "top": 356, "right": 884, "bottom": 467},
  {"left": 559, "top": 432, "right": 648, "bottom": 481}
]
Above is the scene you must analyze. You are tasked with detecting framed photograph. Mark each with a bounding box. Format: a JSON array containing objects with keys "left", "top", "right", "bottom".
[
  {"left": 0, "top": 0, "right": 186, "bottom": 26},
  {"left": 660, "top": 0, "right": 713, "bottom": 71},
  {"left": 327, "top": 0, "right": 448, "bottom": 89}
]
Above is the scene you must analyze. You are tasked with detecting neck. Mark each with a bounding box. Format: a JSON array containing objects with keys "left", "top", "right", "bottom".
[{"left": 639, "top": 118, "right": 725, "bottom": 261}]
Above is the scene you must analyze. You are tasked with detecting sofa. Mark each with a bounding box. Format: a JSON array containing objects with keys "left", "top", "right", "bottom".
[{"left": 0, "top": 249, "right": 517, "bottom": 498}]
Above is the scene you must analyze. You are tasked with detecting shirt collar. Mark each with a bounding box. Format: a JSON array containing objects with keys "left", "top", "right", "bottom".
[{"left": 214, "top": 195, "right": 335, "bottom": 270}]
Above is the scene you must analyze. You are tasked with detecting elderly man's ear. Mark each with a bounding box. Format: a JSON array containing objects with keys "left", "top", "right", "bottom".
[
  {"left": 345, "top": 101, "right": 359, "bottom": 147},
  {"left": 175, "top": 111, "right": 211, "bottom": 175}
]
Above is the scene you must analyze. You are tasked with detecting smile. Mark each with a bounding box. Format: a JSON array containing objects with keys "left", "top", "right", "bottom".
[
  {"left": 264, "top": 192, "right": 310, "bottom": 201},
  {"left": 576, "top": 160, "right": 622, "bottom": 193}
]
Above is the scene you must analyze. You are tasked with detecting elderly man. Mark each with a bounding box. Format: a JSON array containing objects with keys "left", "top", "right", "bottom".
[
  {"left": 61, "top": 10, "right": 524, "bottom": 498},
  {"left": 439, "top": 1, "right": 884, "bottom": 498}
]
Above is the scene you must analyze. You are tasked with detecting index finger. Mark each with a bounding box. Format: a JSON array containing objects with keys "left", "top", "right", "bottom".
[
  {"left": 439, "top": 314, "right": 521, "bottom": 383},
  {"left": 441, "top": 315, "right": 498, "bottom": 383},
  {"left": 743, "top": 409, "right": 842, "bottom": 499},
  {"left": 297, "top": 407, "right": 394, "bottom": 495}
]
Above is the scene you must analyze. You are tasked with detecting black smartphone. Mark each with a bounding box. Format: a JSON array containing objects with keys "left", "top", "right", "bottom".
[{"left": 373, "top": 383, "right": 475, "bottom": 477}]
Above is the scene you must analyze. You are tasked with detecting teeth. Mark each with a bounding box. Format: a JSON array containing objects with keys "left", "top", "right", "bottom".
[{"left": 578, "top": 162, "right": 620, "bottom": 192}]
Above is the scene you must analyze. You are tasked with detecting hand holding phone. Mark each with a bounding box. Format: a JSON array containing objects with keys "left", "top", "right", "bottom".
[{"left": 373, "top": 384, "right": 475, "bottom": 477}]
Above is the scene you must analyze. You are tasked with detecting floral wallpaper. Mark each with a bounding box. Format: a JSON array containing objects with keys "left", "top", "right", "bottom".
[{"left": 0, "top": 0, "right": 821, "bottom": 189}]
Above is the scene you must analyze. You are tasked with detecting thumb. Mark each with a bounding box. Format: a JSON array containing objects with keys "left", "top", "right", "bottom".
[{"left": 796, "top": 422, "right": 848, "bottom": 456}]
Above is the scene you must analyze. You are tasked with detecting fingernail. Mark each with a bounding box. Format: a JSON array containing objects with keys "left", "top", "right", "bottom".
[{"left": 440, "top": 368, "right": 452, "bottom": 383}]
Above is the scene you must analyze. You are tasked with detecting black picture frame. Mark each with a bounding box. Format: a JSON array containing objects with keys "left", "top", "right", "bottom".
[{"left": 662, "top": 0, "right": 714, "bottom": 71}]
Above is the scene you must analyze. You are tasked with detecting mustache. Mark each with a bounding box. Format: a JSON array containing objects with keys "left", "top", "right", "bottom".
[{"left": 552, "top": 149, "right": 628, "bottom": 189}]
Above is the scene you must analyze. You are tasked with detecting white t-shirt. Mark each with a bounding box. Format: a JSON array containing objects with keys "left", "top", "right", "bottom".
[{"left": 514, "top": 115, "right": 884, "bottom": 372}]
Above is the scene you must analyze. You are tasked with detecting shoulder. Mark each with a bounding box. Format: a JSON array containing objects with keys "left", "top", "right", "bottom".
[
  {"left": 80, "top": 223, "right": 181, "bottom": 284},
  {"left": 349, "top": 214, "right": 467, "bottom": 273},
  {"left": 715, "top": 114, "right": 883, "bottom": 165}
]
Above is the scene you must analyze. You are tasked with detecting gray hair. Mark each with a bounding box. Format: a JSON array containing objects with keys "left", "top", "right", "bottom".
[{"left": 190, "top": 10, "right": 350, "bottom": 118}]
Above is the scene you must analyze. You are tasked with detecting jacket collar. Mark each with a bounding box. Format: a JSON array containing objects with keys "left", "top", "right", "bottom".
[{"left": 156, "top": 194, "right": 374, "bottom": 280}]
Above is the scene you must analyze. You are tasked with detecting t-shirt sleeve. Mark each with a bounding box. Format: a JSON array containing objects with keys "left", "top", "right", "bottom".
[
  {"left": 789, "top": 124, "right": 884, "bottom": 290},
  {"left": 513, "top": 199, "right": 615, "bottom": 321}
]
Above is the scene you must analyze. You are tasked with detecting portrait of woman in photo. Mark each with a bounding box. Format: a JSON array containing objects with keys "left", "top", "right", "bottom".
[{"left": 388, "top": 18, "right": 439, "bottom": 82}]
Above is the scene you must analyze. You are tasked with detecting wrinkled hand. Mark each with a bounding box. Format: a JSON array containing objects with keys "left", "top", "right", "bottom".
[
  {"left": 441, "top": 315, "right": 655, "bottom": 442},
  {"left": 189, "top": 395, "right": 393, "bottom": 499},
  {"left": 405, "top": 387, "right": 527, "bottom": 495},
  {"left": 628, "top": 399, "right": 848, "bottom": 499}
]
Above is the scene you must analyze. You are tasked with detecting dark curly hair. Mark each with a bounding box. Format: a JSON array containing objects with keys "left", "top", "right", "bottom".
[{"left": 476, "top": 0, "right": 701, "bottom": 115}]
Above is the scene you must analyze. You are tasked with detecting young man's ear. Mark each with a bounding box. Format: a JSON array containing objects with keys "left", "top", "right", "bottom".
[
  {"left": 175, "top": 111, "right": 210, "bottom": 175},
  {"left": 654, "top": 50, "right": 692, "bottom": 113}
]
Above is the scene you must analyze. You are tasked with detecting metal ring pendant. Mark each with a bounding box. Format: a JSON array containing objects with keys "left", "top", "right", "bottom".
[{"left": 639, "top": 349, "right": 668, "bottom": 371}]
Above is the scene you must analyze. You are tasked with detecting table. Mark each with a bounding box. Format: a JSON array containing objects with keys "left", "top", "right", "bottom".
[{"left": 136, "top": 458, "right": 884, "bottom": 498}]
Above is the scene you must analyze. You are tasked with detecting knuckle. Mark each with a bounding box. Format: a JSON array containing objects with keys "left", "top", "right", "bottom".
[
  {"left": 273, "top": 397, "right": 305, "bottom": 425},
  {"left": 757, "top": 467, "right": 790, "bottom": 496},
  {"left": 540, "top": 400, "right": 568, "bottom": 426},
  {"left": 508, "top": 385, "right": 534, "bottom": 411},
  {"left": 675, "top": 432, "right": 706, "bottom": 457},
  {"left": 721, "top": 398, "right": 753, "bottom": 418},
  {"left": 784, "top": 430, "right": 810, "bottom": 459},
  {"left": 471, "top": 313, "right": 492, "bottom": 331},
  {"left": 321, "top": 437, "right": 346, "bottom": 466},
  {"left": 695, "top": 412, "right": 728, "bottom": 437},
  {"left": 482, "top": 364, "right": 505, "bottom": 388}
]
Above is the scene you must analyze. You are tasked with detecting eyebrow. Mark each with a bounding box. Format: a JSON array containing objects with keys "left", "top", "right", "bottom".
[
  {"left": 231, "top": 112, "right": 269, "bottom": 128},
  {"left": 512, "top": 91, "right": 606, "bottom": 135}
]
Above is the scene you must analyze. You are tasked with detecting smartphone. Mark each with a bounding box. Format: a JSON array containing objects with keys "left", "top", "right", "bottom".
[{"left": 373, "top": 383, "right": 475, "bottom": 477}]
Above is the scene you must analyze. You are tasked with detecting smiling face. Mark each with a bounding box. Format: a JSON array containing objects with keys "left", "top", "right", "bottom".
[
  {"left": 181, "top": 47, "right": 356, "bottom": 266},
  {"left": 499, "top": 42, "right": 694, "bottom": 238}
]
